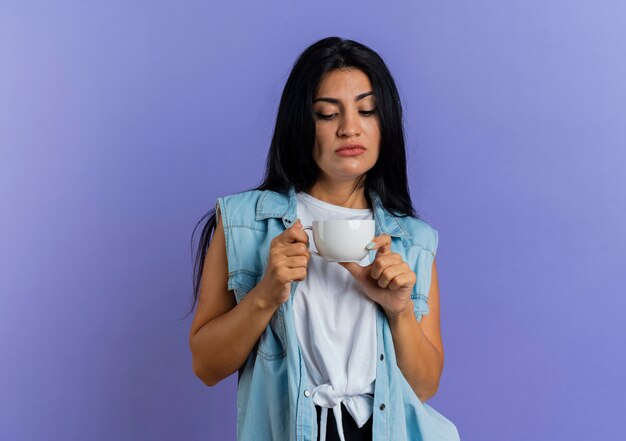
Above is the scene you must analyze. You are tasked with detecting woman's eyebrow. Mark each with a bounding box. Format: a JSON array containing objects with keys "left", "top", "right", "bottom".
[{"left": 313, "top": 91, "right": 374, "bottom": 104}]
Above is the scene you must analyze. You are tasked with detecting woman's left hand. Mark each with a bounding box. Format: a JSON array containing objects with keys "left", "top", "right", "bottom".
[{"left": 338, "top": 234, "right": 416, "bottom": 317}]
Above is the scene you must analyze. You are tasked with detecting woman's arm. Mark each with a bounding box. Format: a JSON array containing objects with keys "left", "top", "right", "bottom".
[
  {"left": 386, "top": 258, "right": 444, "bottom": 402},
  {"left": 189, "top": 208, "right": 280, "bottom": 386}
]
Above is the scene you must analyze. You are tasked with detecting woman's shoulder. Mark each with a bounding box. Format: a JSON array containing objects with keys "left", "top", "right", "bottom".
[
  {"left": 217, "top": 188, "right": 290, "bottom": 222},
  {"left": 220, "top": 187, "right": 289, "bottom": 206},
  {"left": 395, "top": 215, "right": 439, "bottom": 257},
  {"left": 219, "top": 188, "right": 264, "bottom": 205},
  {"left": 370, "top": 189, "right": 438, "bottom": 255}
]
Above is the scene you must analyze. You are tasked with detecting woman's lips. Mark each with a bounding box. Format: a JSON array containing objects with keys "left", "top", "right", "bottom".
[
  {"left": 336, "top": 147, "right": 366, "bottom": 157},
  {"left": 335, "top": 144, "right": 366, "bottom": 156}
]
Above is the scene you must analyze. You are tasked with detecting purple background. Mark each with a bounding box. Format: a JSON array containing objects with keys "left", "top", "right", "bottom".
[{"left": 1, "top": 1, "right": 625, "bottom": 440}]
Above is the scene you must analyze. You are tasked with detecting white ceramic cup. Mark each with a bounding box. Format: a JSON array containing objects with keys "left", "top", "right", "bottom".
[{"left": 302, "top": 219, "right": 375, "bottom": 262}]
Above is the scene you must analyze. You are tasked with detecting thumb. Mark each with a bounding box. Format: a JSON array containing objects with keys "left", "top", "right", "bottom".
[{"left": 337, "top": 261, "right": 362, "bottom": 276}]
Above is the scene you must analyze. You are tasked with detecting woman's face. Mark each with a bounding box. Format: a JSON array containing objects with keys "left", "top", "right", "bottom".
[{"left": 311, "top": 68, "right": 380, "bottom": 184}]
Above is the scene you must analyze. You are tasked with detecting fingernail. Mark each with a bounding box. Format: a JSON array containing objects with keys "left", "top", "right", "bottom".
[{"left": 366, "top": 241, "right": 376, "bottom": 250}]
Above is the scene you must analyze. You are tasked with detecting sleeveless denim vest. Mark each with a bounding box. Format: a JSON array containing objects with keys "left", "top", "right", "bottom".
[{"left": 215, "top": 186, "right": 460, "bottom": 441}]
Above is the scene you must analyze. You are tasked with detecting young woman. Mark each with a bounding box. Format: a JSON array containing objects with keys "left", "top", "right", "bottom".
[{"left": 188, "top": 37, "right": 460, "bottom": 441}]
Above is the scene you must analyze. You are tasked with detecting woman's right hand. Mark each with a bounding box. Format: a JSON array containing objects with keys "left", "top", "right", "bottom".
[{"left": 256, "top": 219, "right": 310, "bottom": 309}]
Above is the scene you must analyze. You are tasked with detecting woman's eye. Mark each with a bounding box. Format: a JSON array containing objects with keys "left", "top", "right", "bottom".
[
  {"left": 314, "top": 112, "right": 336, "bottom": 120},
  {"left": 314, "top": 108, "right": 377, "bottom": 120}
]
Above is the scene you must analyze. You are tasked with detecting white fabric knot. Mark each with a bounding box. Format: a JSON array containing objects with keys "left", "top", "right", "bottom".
[
  {"left": 312, "top": 385, "right": 375, "bottom": 441},
  {"left": 312, "top": 384, "right": 346, "bottom": 441}
]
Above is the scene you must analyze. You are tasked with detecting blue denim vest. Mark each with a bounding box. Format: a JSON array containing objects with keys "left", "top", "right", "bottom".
[{"left": 215, "top": 186, "right": 460, "bottom": 441}]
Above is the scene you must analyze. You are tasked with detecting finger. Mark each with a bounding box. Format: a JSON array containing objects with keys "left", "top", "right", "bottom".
[
  {"left": 370, "top": 253, "right": 403, "bottom": 279},
  {"left": 283, "top": 224, "right": 309, "bottom": 244},
  {"left": 283, "top": 255, "right": 310, "bottom": 269},
  {"left": 387, "top": 270, "right": 416, "bottom": 291},
  {"left": 286, "top": 266, "right": 308, "bottom": 282},
  {"left": 376, "top": 263, "right": 408, "bottom": 289},
  {"left": 283, "top": 242, "right": 310, "bottom": 257},
  {"left": 368, "top": 234, "right": 392, "bottom": 256},
  {"left": 376, "top": 234, "right": 392, "bottom": 256},
  {"left": 337, "top": 261, "right": 361, "bottom": 276}
]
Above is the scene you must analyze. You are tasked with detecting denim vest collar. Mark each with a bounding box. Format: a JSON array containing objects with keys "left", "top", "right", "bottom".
[{"left": 255, "top": 185, "right": 410, "bottom": 239}]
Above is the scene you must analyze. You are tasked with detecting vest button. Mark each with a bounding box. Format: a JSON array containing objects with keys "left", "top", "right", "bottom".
[
  {"left": 379, "top": 354, "right": 384, "bottom": 361},
  {"left": 304, "top": 390, "right": 311, "bottom": 398},
  {"left": 379, "top": 404, "right": 386, "bottom": 411}
]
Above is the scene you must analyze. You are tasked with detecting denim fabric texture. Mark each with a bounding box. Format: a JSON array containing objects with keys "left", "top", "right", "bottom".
[{"left": 215, "top": 186, "right": 460, "bottom": 441}]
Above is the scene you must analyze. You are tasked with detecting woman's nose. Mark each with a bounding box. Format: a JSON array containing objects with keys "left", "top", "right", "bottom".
[{"left": 337, "top": 111, "right": 361, "bottom": 137}]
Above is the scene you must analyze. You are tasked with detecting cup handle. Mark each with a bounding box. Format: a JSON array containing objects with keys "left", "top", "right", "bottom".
[{"left": 301, "top": 226, "right": 320, "bottom": 256}]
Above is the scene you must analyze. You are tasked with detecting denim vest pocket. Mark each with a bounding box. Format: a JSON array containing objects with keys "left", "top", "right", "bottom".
[{"left": 230, "top": 271, "right": 287, "bottom": 361}]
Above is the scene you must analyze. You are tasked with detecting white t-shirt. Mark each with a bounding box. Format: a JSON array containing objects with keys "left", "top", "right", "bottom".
[{"left": 293, "top": 191, "right": 377, "bottom": 440}]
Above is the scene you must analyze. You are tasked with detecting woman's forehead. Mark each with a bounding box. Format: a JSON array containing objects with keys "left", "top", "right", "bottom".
[{"left": 315, "top": 69, "right": 375, "bottom": 101}]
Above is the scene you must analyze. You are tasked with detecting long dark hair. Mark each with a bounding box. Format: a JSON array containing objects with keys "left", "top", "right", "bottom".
[{"left": 186, "top": 36, "right": 419, "bottom": 317}]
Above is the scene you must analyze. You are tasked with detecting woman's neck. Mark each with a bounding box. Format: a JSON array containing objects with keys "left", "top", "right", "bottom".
[{"left": 305, "top": 180, "right": 371, "bottom": 209}]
